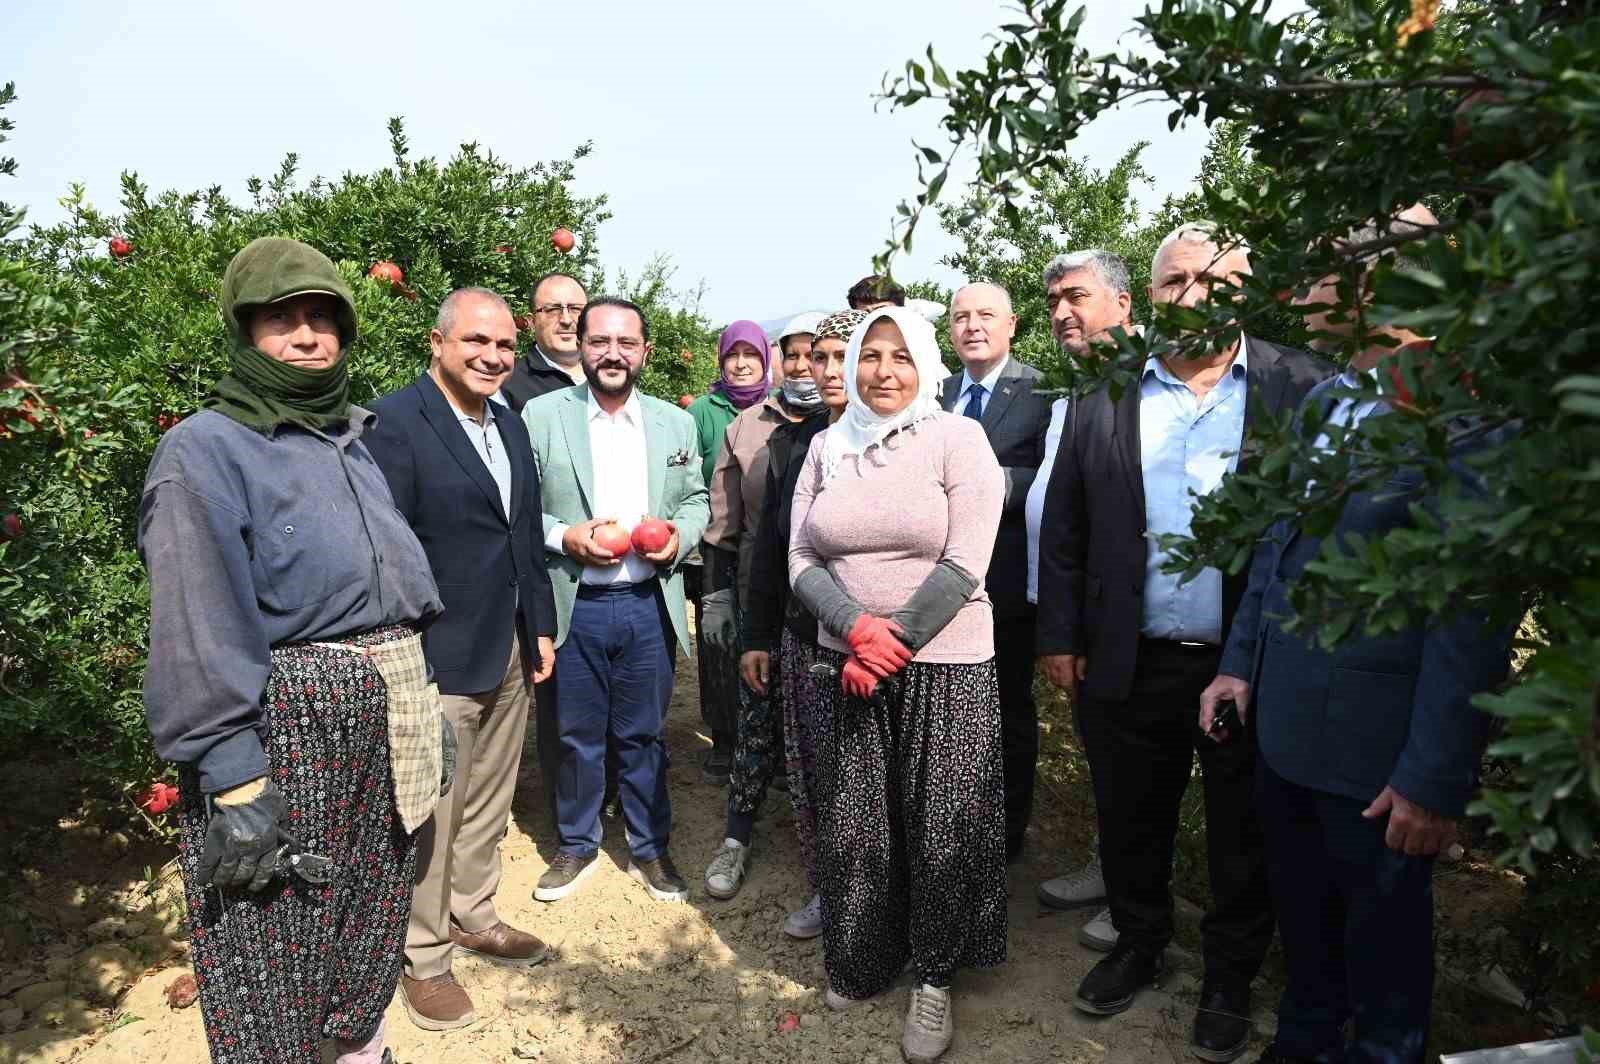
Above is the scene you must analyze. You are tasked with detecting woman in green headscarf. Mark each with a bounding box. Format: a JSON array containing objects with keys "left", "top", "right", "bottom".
[{"left": 139, "top": 237, "right": 447, "bottom": 1064}]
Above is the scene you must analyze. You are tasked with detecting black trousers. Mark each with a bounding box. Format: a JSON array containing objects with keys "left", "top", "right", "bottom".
[
  {"left": 1076, "top": 638, "right": 1271, "bottom": 984},
  {"left": 994, "top": 612, "right": 1040, "bottom": 854},
  {"left": 1257, "top": 759, "right": 1436, "bottom": 1063}
]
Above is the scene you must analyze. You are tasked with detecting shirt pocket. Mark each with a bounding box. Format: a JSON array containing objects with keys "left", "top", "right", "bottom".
[{"left": 251, "top": 496, "right": 367, "bottom": 613}]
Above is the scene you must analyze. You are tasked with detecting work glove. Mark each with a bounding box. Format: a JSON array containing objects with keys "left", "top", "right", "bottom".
[
  {"left": 440, "top": 716, "right": 457, "bottom": 797},
  {"left": 840, "top": 655, "right": 881, "bottom": 700},
  {"left": 199, "top": 778, "right": 290, "bottom": 892},
  {"left": 846, "top": 615, "right": 914, "bottom": 676}
]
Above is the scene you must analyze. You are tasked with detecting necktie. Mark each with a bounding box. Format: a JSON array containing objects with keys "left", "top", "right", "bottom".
[{"left": 963, "top": 383, "right": 986, "bottom": 421}]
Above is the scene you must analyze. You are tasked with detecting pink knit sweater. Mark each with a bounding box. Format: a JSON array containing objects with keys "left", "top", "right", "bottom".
[{"left": 789, "top": 411, "right": 1004, "bottom": 664}]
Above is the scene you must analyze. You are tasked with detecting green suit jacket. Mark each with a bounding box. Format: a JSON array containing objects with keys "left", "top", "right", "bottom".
[{"left": 523, "top": 383, "right": 710, "bottom": 654}]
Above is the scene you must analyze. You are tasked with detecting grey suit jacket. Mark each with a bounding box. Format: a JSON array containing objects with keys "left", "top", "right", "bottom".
[{"left": 940, "top": 358, "right": 1052, "bottom": 620}]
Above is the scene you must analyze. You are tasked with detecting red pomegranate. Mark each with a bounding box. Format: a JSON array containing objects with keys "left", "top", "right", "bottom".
[
  {"left": 631, "top": 517, "right": 673, "bottom": 555},
  {"left": 591, "top": 522, "right": 632, "bottom": 558}
]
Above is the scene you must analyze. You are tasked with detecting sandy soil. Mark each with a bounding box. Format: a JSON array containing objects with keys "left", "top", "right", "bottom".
[{"left": 0, "top": 666, "right": 1274, "bottom": 1064}]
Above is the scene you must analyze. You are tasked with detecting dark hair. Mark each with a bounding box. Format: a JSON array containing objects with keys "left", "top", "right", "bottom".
[
  {"left": 846, "top": 275, "right": 907, "bottom": 309},
  {"left": 575, "top": 297, "right": 651, "bottom": 343},
  {"left": 529, "top": 271, "right": 587, "bottom": 307}
]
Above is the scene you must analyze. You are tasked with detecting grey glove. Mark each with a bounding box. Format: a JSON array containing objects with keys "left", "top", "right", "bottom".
[
  {"left": 792, "top": 566, "right": 867, "bottom": 642},
  {"left": 199, "top": 779, "right": 290, "bottom": 892},
  {"left": 440, "top": 716, "right": 457, "bottom": 796},
  {"left": 888, "top": 560, "right": 979, "bottom": 651}
]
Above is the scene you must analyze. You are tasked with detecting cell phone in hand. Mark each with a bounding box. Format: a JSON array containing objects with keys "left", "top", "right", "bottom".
[{"left": 1209, "top": 698, "right": 1240, "bottom": 736}]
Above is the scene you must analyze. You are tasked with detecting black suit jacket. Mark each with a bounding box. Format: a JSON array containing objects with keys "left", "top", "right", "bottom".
[
  {"left": 366, "top": 372, "right": 558, "bottom": 696},
  {"left": 939, "top": 359, "right": 1053, "bottom": 620},
  {"left": 500, "top": 345, "right": 576, "bottom": 412},
  {"left": 1036, "top": 337, "right": 1332, "bottom": 703}
]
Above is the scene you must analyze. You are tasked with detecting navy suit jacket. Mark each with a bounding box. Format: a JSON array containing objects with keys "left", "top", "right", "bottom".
[
  {"left": 366, "top": 372, "right": 557, "bottom": 696},
  {"left": 1219, "top": 376, "right": 1512, "bottom": 817}
]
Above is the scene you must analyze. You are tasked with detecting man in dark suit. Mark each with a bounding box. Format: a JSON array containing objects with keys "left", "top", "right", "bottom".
[
  {"left": 1037, "top": 223, "right": 1331, "bottom": 1061},
  {"left": 366, "top": 288, "right": 559, "bottom": 1032},
  {"left": 1200, "top": 207, "right": 1512, "bottom": 1064},
  {"left": 501, "top": 272, "right": 588, "bottom": 411},
  {"left": 939, "top": 281, "right": 1052, "bottom": 860}
]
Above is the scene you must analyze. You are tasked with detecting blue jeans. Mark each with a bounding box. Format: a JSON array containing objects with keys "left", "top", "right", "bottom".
[
  {"left": 554, "top": 582, "right": 675, "bottom": 861},
  {"left": 1256, "top": 758, "right": 1435, "bottom": 1064}
]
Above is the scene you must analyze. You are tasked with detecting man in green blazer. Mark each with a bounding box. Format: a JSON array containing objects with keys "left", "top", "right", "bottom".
[{"left": 522, "top": 297, "right": 709, "bottom": 904}]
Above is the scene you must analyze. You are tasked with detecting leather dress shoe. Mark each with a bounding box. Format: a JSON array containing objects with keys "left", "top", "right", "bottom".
[
  {"left": 400, "top": 971, "right": 475, "bottom": 1031},
  {"left": 1073, "top": 942, "right": 1164, "bottom": 1015},
  {"left": 451, "top": 920, "right": 550, "bottom": 967},
  {"left": 1191, "top": 980, "right": 1252, "bottom": 1062}
]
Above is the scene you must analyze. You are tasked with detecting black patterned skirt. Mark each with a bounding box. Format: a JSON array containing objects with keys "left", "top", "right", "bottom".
[
  {"left": 809, "top": 648, "right": 1008, "bottom": 998},
  {"left": 175, "top": 625, "right": 419, "bottom": 1064}
]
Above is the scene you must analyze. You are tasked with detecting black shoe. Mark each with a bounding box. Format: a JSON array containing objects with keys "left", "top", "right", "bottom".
[
  {"left": 1191, "top": 981, "right": 1252, "bottom": 1062},
  {"left": 1073, "top": 942, "right": 1164, "bottom": 1015},
  {"left": 533, "top": 850, "right": 599, "bottom": 902},
  {"left": 629, "top": 851, "right": 689, "bottom": 901},
  {"left": 1250, "top": 1047, "right": 1315, "bottom": 1064},
  {"left": 701, "top": 747, "right": 732, "bottom": 786}
]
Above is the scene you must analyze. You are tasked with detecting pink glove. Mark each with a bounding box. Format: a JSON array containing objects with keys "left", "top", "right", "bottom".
[
  {"left": 847, "top": 615, "right": 913, "bottom": 676},
  {"left": 840, "top": 655, "right": 880, "bottom": 700}
]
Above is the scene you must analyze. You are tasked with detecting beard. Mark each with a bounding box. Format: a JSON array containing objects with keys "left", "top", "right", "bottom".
[{"left": 583, "top": 357, "right": 641, "bottom": 398}]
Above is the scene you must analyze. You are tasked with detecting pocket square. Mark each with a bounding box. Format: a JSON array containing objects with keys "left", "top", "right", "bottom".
[{"left": 667, "top": 449, "right": 691, "bottom": 468}]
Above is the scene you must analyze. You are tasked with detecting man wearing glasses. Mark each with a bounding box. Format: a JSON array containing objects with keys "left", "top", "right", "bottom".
[
  {"left": 503, "top": 272, "right": 589, "bottom": 410},
  {"left": 522, "top": 297, "right": 709, "bottom": 903}
]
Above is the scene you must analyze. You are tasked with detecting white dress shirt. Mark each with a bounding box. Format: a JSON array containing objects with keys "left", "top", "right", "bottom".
[
  {"left": 544, "top": 389, "right": 658, "bottom": 585},
  {"left": 954, "top": 356, "right": 1011, "bottom": 418},
  {"left": 1025, "top": 395, "right": 1070, "bottom": 604}
]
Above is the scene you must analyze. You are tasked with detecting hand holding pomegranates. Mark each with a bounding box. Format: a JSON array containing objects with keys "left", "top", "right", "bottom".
[
  {"left": 632, "top": 516, "right": 679, "bottom": 565},
  {"left": 563, "top": 518, "right": 629, "bottom": 566}
]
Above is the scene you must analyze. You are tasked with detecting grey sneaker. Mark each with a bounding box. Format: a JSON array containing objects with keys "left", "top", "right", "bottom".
[
  {"left": 704, "top": 838, "right": 748, "bottom": 899},
  {"left": 783, "top": 893, "right": 824, "bottom": 939},
  {"left": 533, "top": 850, "right": 599, "bottom": 902},
  {"left": 1078, "top": 906, "right": 1119, "bottom": 951},
  {"left": 1038, "top": 854, "right": 1106, "bottom": 910},
  {"left": 629, "top": 852, "right": 689, "bottom": 902},
  {"left": 902, "top": 984, "right": 954, "bottom": 1063}
]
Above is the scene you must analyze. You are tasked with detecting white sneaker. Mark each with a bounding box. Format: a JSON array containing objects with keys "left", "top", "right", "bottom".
[
  {"left": 783, "top": 893, "right": 824, "bottom": 939},
  {"left": 902, "top": 984, "right": 954, "bottom": 1063},
  {"left": 1078, "top": 906, "right": 1119, "bottom": 952},
  {"left": 703, "top": 839, "right": 748, "bottom": 899},
  {"left": 1037, "top": 854, "right": 1106, "bottom": 910}
]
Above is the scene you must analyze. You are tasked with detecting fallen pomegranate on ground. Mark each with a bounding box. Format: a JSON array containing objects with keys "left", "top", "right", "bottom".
[
  {"left": 591, "top": 521, "right": 631, "bottom": 558},
  {"left": 631, "top": 517, "right": 673, "bottom": 555},
  {"left": 139, "top": 781, "right": 180, "bottom": 815}
]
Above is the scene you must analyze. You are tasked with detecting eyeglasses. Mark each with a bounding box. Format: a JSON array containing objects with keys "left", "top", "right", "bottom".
[
  {"left": 535, "top": 303, "right": 586, "bottom": 317},
  {"left": 583, "top": 336, "right": 644, "bottom": 354}
]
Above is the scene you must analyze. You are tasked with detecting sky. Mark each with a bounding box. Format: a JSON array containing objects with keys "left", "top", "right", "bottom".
[{"left": 4, "top": 1, "right": 1208, "bottom": 325}]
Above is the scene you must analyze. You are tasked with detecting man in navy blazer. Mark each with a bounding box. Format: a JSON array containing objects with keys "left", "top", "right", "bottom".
[
  {"left": 366, "top": 288, "right": 559, "bottom": 1032},
  {"left": 1199, "top": 209, "right": 1513, "bottom": 1064}
]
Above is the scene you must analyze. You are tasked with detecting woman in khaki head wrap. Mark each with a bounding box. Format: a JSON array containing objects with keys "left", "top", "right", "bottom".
[{"left": 138, "top": 237, "right": 446, "bottom": 1064}]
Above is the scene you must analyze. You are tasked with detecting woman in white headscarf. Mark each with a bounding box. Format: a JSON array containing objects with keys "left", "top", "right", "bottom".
[{"left": 787, "top": 306, "right": 1007, "bottom": 1064}]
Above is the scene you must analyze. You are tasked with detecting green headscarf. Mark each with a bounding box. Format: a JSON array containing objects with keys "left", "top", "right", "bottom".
[{"left": 203, "top": 237, "right": 359, "bottom": 436}]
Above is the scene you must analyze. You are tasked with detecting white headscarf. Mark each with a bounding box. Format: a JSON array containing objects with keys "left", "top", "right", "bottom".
[{"left": 819, "top": 305, "right": 947, "bottom": 482}]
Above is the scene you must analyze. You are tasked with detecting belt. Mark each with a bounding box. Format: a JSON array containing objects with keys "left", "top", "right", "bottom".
[
  {"left": 1141, "top": 635, "right": 1220, "bottom": 652},
  {"left": 577, "top": 578, "right": 657, "bottom": 597}
]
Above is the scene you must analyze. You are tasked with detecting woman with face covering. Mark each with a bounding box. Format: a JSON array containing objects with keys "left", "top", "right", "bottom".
[
  {"left": 699, "top": 312, "right": 841, "bottom": 903},
  {"left": 138, "top": 237, "right": 446, "bottom": 1064},
  {"left": 687, "top": 322, "right": 774, "bottom": 782},
  {"left": 788, "top": 307, "right": 1007, "bottom": 1064},
  {"left": 732, "top": 309, "right": 863, "bottom": 936}
]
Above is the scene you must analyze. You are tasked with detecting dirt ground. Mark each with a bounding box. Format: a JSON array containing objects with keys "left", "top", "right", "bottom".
[{"left": 0, "top": 662, "right": 1285, "bottom": 1064}]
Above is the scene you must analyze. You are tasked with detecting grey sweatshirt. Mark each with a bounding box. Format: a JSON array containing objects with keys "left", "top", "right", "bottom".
[{"left": 138, "top": 409, "right": 443, "bottom": 793}]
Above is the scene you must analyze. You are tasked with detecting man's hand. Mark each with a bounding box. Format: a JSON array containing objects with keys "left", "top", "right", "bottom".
[
  {"left": 1040, "top": 654, "right": 1087, "bottom": 701},
  {"left": 639, "top": 518, "right": 680, "bottom": 566},
  {"left": 740, "top": 650, "right": 771, "bottom": 695},
  {"left": 562, "top": 519, "right": 620, "bottom": 566},
  {"left": 530, "top": 636, "right": 556, "bottom": 685},
  {"left": 1199, "top": 674, "right": 1252, "bottom": 743},
  {"left": 1363, "top": 785, "right": 1457, "bottom": 856}
]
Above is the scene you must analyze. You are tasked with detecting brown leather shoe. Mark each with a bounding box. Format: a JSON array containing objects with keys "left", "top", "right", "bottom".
[
  {"left": 400, "top": 972, "right": 476, "bottom": 1031},
  {"left": 451, "top": 920, "right": 550, "bottom": 967}
]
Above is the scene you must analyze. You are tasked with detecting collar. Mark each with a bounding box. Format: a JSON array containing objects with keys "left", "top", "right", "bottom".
[
  {"left": 960, "top": 355, "right": 1011, "bottom": 395},
  {"left": 1144, "top": 336, "right": 1250, "bottom": 386},
  {"left": 585, "top": 388, "right": 643, "bottom": 426},
  {"left": 454, "top": 398, "right": 498, "bottom": 428},
  {"left": 1338, "top": 363, "right": 1380, "bottom": 389}
]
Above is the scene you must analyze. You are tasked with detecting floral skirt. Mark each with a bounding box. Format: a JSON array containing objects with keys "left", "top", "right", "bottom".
[
  {"left": 175, "top": 625, "right": 419, "bottom": 1064},
  {"left": 809, "top": 648, "right": 1008, "bottom": 997},
  {"left": 778, "top": 628, "right": 822, "bottom": 894}
]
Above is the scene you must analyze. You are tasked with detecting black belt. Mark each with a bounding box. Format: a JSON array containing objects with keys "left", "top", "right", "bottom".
[
  {"left": 1140, "top": 635, "right": 1220, "bottom": 653},
  {"left": 577, "top": 579, "right": 657, "bottom": 598}
]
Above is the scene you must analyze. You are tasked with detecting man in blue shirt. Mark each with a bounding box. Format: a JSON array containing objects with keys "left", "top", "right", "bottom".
[{"left": 1036, "top": 223, "right": 1331, "bottom": 1061}]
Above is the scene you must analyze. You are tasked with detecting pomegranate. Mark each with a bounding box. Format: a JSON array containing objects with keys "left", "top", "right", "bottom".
[
  {"left": 109, "top": 236, "right": 133, "bottom": 259},
  {"left": 591, "top": 522, "right": 632, "bottom": 558},
  {"left": 368, "top": 260, "right": 404, "bottom": 287},
  {"left": 550, "top": 227, "right": 575, "bottom": 254},
  {"left": 677, "top": 394, "right": 695, "bottom": 409},
  {"left": 631, "top": 517, "right": 673, "bottom": 555}
]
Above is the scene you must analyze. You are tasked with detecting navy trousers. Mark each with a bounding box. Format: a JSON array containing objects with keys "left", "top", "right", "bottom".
[
  {"left": 555, "top": 582, "right": 675, "bottom": 861},
  {"left": 1256, "top": 759, "right": 1435, "bottom": 1064}
]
